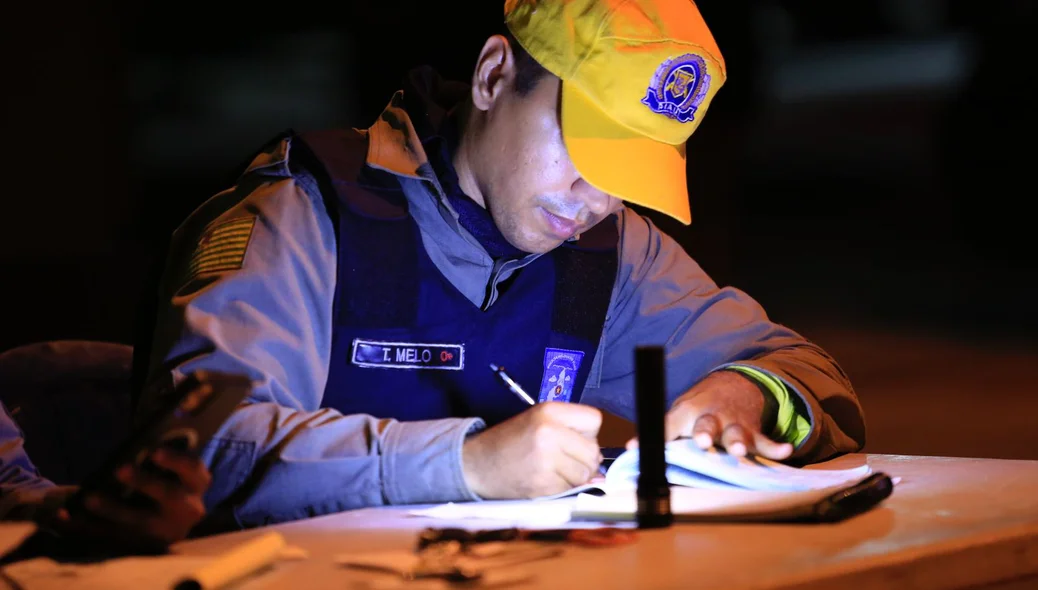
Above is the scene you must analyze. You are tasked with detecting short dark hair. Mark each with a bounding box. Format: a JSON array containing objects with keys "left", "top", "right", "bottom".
[{"left": 501, "top": 27, "right": 551, "bottom": 96}]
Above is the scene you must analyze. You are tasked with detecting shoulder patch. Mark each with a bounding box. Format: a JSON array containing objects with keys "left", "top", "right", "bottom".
[{"left": 186, "top": 216, "right": 257, "bottom": 279}]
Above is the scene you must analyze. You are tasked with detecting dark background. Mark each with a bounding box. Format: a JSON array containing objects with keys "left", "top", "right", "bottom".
[{"left": 2, "top": 1, "right": 1035, "bottom": 459}]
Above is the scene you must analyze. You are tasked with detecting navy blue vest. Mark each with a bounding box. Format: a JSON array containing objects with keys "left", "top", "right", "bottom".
[{"left": 292, "top": 130, "right": 618, "bottom": 427}]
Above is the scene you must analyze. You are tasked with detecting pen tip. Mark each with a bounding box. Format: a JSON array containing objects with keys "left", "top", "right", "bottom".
[{"left": 489, "top": 363, "right": 499, "bottom": 371}]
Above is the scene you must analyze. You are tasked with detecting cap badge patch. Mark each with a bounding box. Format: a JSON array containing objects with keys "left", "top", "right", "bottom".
[{"left": 641, "top": 53, "right": 711, "bottom": 123}]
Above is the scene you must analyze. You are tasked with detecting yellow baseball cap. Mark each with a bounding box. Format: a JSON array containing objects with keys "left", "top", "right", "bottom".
[{"left": 504, "top": 0, "right": 725, "bottom": 225}]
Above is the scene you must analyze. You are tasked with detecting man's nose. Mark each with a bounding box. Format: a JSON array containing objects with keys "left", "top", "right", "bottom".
[{"left": 573, "top": 178, "right": 620, "bottom": 218}]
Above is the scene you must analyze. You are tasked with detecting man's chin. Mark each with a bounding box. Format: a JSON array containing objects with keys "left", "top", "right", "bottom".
[{"left": 510, "top": 234, "right": 565, "bottom": 255}]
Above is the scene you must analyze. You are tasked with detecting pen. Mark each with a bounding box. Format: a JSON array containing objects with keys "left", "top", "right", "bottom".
[
  {"left": 489, "top": 363, "right": 537, "bottom": 405},
  {"left": 489, "top": 363, "right": 607, "bottom": 477}
]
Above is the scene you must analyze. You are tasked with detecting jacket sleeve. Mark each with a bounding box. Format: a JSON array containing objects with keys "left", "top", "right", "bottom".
[
  {"left": 580, "top": 211, "right": 865, "bottom": 464},
  {"left": 140, "top": 141, "right": 483, "bottom": 528},
  {"left": 0, "top": 400, "right": 56, "bottom": 519}
]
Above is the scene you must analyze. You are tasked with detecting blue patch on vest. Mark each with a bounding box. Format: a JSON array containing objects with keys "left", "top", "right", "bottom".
[
  {"left": 641, "top": 53, "right": 711, "bottom": 123},
  {"left": 538, "top": 348, "right": 585, "bottom": 403},
  {"left": 351, "top": 338, "right": 464, "bottom": 370}
]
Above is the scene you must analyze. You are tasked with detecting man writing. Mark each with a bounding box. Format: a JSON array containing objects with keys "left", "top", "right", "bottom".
[{"left": 138, "top": 0, "right": 865, "bottom": 527}]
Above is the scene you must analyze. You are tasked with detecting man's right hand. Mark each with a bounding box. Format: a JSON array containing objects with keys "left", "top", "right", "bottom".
[
  {"left": 35, "top": 448, "right": 210, "bottom": 552},
  {"left": 461, "top": 402, "right": 603, "bottom": 499}
]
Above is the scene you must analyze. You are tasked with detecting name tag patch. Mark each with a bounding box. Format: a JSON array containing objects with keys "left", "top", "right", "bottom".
[{"left": 351, "top": 339, "right": 464, "bottom": 370}]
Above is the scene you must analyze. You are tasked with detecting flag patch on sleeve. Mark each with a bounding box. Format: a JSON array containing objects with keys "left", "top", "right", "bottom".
[{"left": 186, "top": 216, "right": 256, "bottom": 279}]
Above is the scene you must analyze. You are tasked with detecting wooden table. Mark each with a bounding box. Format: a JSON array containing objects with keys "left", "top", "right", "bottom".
[{"left": 173, "top": 454, "right": 1038, "bottom": 589}]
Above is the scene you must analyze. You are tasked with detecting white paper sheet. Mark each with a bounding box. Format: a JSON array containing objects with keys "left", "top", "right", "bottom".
[
  {"left": 0, "top": 531, "right": 302, "bottom": 590},
  {"left": 0, "top": 522, "right": 36, "bottom": 558},
  {"left": 406, "top": 499, "right": 574, "bottom": 527},
  {"left": 0, "top": 555, "right": 213, "bottom": 590}
]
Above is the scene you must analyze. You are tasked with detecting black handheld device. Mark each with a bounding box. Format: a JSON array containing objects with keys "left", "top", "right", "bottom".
[
  {"left": 635, "top": 345, "right": 673, "bottom": 529},
  {"left": 66, "top": 370, "right": 250, "bottom": 514}
]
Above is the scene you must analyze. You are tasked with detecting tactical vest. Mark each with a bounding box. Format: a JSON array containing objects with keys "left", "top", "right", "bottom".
[{"left": 292, "top": 130, "right": 619, "bottom": 426}]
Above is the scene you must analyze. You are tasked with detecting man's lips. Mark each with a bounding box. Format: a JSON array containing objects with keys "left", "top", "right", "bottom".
[{"left": 540, "top": 208, "right": 581, "bottom": 239}]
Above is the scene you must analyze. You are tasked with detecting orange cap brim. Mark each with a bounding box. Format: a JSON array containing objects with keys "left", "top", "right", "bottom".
[{"left": 561, "top": 80, "right": 691, "bottom": 225}]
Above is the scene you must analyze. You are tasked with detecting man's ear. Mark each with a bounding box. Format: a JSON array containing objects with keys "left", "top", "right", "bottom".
[{"left": 471, "top": 34, "right": 516, "bottom": 112}]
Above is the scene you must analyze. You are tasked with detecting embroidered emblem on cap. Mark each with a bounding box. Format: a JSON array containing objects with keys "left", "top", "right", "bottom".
[
  {"left": 538, "top": 348, "right": 584, "bottom": 403},
  {"left": 641, "top": 54, "right": 711, "bottom": 123}
]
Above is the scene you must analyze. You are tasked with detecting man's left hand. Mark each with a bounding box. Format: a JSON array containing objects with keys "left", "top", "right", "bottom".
[{"left": 628, "top": 370, "right": 793, "bottom": 460}]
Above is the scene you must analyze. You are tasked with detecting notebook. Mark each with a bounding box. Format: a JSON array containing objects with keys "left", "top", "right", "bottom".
[
  {"left": 569, "top": 474, "right": 894, "bottom": 523},
  {"left": 538, "top": 439, "right": 874, "bottom": 500},
  {"left": 550, "top": 440, "right": 892, "bottom": 523},
  {"left": 405, "top": 442, "right": 891, "bottom": 525}
]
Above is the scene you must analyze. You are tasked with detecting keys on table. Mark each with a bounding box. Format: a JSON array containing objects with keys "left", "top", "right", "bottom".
[{"left": 342, "top": 527, "right": 639, "bottom": 587}]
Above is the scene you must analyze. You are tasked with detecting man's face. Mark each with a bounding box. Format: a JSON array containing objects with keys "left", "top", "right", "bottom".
[{"left": 469, "top": 69, "right": 622, "bottom": 254}]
